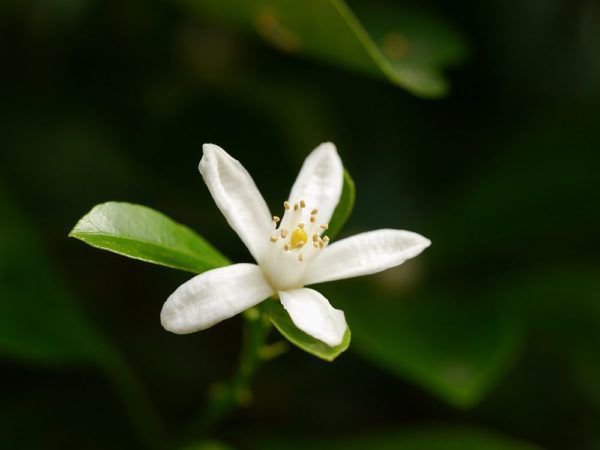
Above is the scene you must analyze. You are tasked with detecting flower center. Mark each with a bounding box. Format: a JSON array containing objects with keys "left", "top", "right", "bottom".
[
  {"left": 290, "top": 226, "right": 308, "bottom": 249},
  {"left": 268, "top": 199, "right": 330, "bottom": 264}
]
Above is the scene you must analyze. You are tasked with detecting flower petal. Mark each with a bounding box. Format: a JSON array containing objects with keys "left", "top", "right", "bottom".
[
  {"left": 304, "top": 229, "right": 431, "bottom": 285},
  {"left": 199, "top": 144, "right": 272, "bottom": 262},
  {"left": 288, "top": 142, "right": 343, "bottom": 225},
  {"left": 161, "top": 263, "right": 274, "bottom": 334},
  {"left": 278, "top": 288, "right": 347, "bottom": 347}
]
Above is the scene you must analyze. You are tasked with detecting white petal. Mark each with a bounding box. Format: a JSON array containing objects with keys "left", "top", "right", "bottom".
[
  {"left": 161, "top": 263, "right": 274, "bottom": 334},
  {"left": 304, "top": 229, "right": 431, "bottom": 285},
  {"left": 199, "top": 144, "right": 272, "bottom": 263},
  {"left": 279, "top": 288, "right": 347, "bottom": 347},
  {"left": 288, "top": 142, "right": 343, "bottom": 225}
]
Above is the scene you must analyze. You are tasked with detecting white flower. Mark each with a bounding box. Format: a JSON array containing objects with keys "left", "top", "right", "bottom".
[{"left": 160, "top": 143, "right": 431, "bottom": 347}]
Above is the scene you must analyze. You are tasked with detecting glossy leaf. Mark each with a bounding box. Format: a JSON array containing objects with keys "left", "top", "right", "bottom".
[
  {"left": 181, "top": 0, "right": 467, "bottom": 98},
  {"left": 70, "top": 202, "right": 229, "bottom": 274},
  {"left": 262, "top": 298, "right": 350, "bottom": 362},
  {"left": 252, "top": 426, "right": 542, "bottom": 450},
  {"left": 331, "top": 282, "right": 523, "bottom": 408},
  {"left": 327, "top": 169, "right": 355, "bottom": 240}
]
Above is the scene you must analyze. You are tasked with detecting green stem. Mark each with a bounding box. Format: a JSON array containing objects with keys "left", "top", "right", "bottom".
[
  {"left": 184, "top": 307, "right": 272, "bottom": 438},
  {"left": 101, "top": 351, "right": 169, "bottom": 450}
]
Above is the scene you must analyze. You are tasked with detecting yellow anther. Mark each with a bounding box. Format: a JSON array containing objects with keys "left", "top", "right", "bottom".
[
  {"left": 323, "top": 236, "right": 330, "bottom": 242},
  {"left": 294, "top": 203, "right": 299, "bottom": 211},
  {"left": 311, "top": 208, "right": 318, "bottom": 215},
  {"left": 284, "top": 201, "right": 290, "bottom": 210},
  {"left": 310, "top": 216, "right": 316, "bottom": 223},
  {"left": 284, "top": 244, "right": 290, "bottom": 251},
  {"left": 290, "top": 227, "right": 308, "bottom": 249},
  {"left": 312, "top": 233, "right": 318, "bottom": 242},
  {"left": 320, "top": 224, "right": 329, "bottom": 230},
  {"left": 300, "top": 199, "right": 306, "bottom": 208},
  {"left": 313, "top": 242, "right": 319, "bottom": 248},
  {"left": 298, "top": 222, "right": 305, "bottom": 229},
  {"left": 270, "top": 235, "right": 278, "bottom": 243},
  {"left": 280, "top": 228, "right": 288, "bottom": 238},
  {"left": 272, "top": 216, "right": 280, "bottom": 223}
]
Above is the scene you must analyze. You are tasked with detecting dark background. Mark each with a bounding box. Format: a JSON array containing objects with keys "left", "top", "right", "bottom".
[{"left": 1, "top": 0, "right": 599, "bottom": 449}]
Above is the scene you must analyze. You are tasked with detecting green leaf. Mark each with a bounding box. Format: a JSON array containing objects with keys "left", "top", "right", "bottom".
[
  {"left": 262, "top": 298, "right": 350, "bottom": 362},
  {"left": 0, "top": 188, "right": 112, "bottom": 364},
  {"left": 327, "top": 169, "right": 355, "bottom": 240},
  {"left": 331, "top": 282, "right": 523, "bottom": 408},
  {"left": 252, "top": 426, "right": 542, "bottom": 450},
  {"left": 69, "top": 202, "right": 229, "bottom": 274},
  {"left": 181, "top": 0, "right": 467, "bottom": 98}
]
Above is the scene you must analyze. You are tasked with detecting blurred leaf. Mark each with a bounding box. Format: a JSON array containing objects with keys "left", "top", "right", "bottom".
[
  {"left": 0, "top": 187, "right": 167, "bottom": 447},
  {"left": 328, "top": 169, "right": 355, "bottom": 239},
  {"left": 0, "top": 188, "right": 112, "bottom": 364},
  {"left": 431, "top": 121, "right": 600, "bottom": 266},
  {"left": 181, "top": 440, "right": 236, "bottom": 450},
  {"left": 70, "top": 202, "right": 229, "bottom": 274},
  {"left": 252, "top": 426, "right": 542, "bottom": 450},
  {"left": 262, "top": 298, "right": 351, "bottom": 362},
  {"left": 181, "top": 0, "right": 467, "bottom": 97},
  {"left": 333, "top": 283, "right": 523, "bottom": 408},
  {"left": 494, "top": 268, "right": 600, "bottom": 412}
]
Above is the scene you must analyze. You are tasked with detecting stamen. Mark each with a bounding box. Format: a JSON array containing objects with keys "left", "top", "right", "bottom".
[
  {"left": 272, "top": 216, "right": 280, "bottom": 223},
  {"left": 280, "top": 228, "right": 288, "bottom": 238},
  {"left": 298, "top": 223, "right": 305, "bottom": 229},
  {"left": 294, "top": 203, "right": 299, "bottom": 211},
  {"left": 312, "top": 233, "right": 318, "bottom": 242},
  {"left": 298, "top": 253, "right": 304, "bottom": 262},
  {"left": 300, "top": 199, "right": 306, "bottom": 208},
  {"left": 310, "top": 216, "right": 316, "bottom": 223},
  {"left": 313, "top": 242, "right": 319, "bottom": 248},
  {"left": 270, "top": 235, "right": 278, "bottom": 243},
  {"left": 323, "top": 236, "right": 330, "bottom": 243},
  {"left": 320, "top": 224, "right": 329, "bottom": 230},
  {"left": 311, "top": 208, "right": 318, "bottom": 215},
  {"left": 284, "top": 201, "right": 290, "bottom": 210},
  {"left": 284, "top": 244, "right": 290, "bottom": 251}
]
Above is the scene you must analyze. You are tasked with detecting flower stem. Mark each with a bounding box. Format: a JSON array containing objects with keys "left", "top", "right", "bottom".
[{"left": 183, "top": 307, "right": 273, "bottom": 438}]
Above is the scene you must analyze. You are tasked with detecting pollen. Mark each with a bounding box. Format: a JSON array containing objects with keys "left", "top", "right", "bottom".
[{"left": 290, "top": 226, "right": 308, "bottom": 249}]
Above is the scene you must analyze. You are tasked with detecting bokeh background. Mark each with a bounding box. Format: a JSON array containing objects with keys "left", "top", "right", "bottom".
[{"left": 1, "top": 0, "right": 600, "bottom": 449}]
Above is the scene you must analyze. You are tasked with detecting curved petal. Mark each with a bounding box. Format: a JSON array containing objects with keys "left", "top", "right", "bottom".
[
  {"left": 304, "top": 229, "right": 431, "bottom": 285},
  {"left": 279, "top": 288, "right": 347, "bottom": 347},
  {"left": 161, "top": 263, "right": 274, "bottom": 334},
  {"left": 199, "top": 144, "right": 272, "bottom": 263},
  {"left": 288, "top": 142, "right": 343, "bottom": 225}
]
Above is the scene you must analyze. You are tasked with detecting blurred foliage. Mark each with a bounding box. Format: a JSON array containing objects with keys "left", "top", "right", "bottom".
[
  {"left": 251, "top": 427, "right": 542, "bottom": 450},
  {"left": 1, "top": 0, "right": 600, "bottom": 448},
  {"left": 0, "top": 187, "right": 110, "bottom": 365},
  {"left": 181, "top": 0, "right": 467, "bottom": 97}
]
